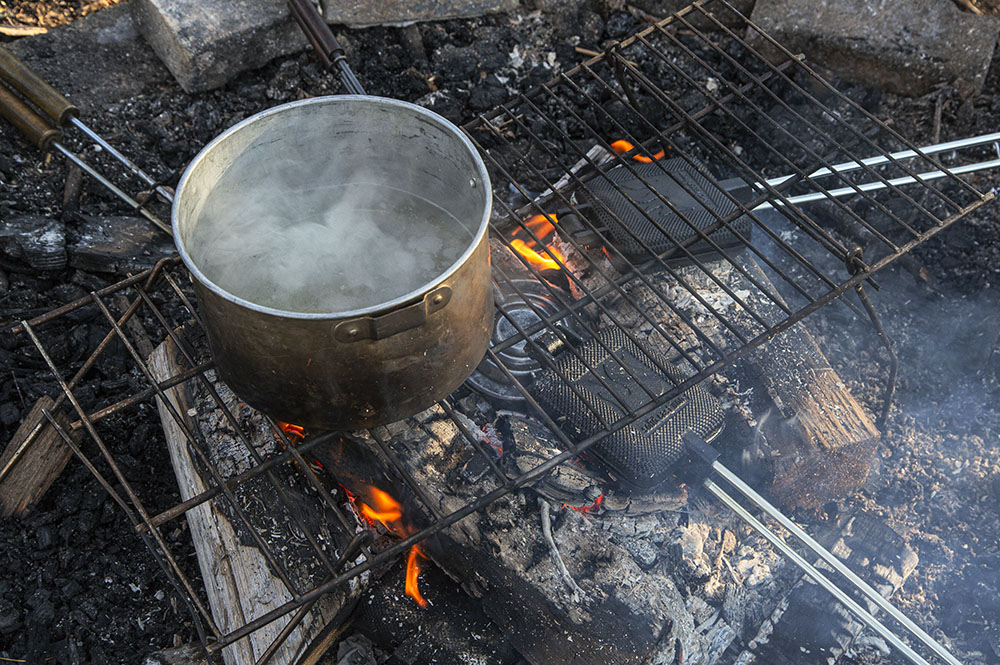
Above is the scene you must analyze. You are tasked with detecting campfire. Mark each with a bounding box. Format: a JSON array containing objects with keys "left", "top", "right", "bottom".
[
  {"left": 1, "top": 1, "right": 998, "bottom": 665},
  {"left": 348, "top": 484, "right": 429, "bottom": 608}
]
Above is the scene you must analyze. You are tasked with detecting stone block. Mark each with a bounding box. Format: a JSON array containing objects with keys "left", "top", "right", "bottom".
[
  {"left": 748, "top": 0, "right": 1000, "bottom": 96},
  {"left": 320, "top": 0, "right": 518, "bottom": 28},
  {"left": 131, "top": 0, "right": 307, "bottom": 93}
]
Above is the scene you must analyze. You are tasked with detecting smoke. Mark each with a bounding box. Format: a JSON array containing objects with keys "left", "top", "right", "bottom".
[
  {"left": 188, "top": 178, "right": 472, "bottom": 313},
  {"left": 180, "top": 104, "right": 480, "bottom": 314}
]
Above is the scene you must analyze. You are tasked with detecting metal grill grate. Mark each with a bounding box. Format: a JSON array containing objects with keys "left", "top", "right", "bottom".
[{"left": 6, "top": 0, "right": 996, "bottom": 662}]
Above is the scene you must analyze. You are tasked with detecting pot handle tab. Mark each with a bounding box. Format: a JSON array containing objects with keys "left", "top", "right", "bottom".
[{"left": 334, "top": 286, "right": 452, "bottom": 342}]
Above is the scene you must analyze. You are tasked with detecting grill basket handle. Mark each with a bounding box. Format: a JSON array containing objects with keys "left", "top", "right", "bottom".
[{"left": 0, "top": 81, "right": 61, "bottom": 152}]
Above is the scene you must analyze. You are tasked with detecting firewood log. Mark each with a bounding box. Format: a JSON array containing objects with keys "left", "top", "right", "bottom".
[{"left": 149, "top": 331, "right": 358, "bottom": 665}]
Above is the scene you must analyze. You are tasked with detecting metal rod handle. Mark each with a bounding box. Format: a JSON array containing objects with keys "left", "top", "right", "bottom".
[
  {"left": 0, "top": 45, "right": 78, "bottom": 126},
  {"left": 0, "top": 80, "right": 62, "bottom": 152},
  {"left": 764, "top": 131, "right": 1000, "bottom": 188},
  {"left": 287, "top": 0, "right": 366, "bottom": 94},
  {"left": 755, "top": 157, "right": 1000, "bottom": 210},
  {"left": 712, "top": 460, "right": 963, "bottom": 665},
  {"left": 704, "top": 478, "right": 933, "bottom": 665},
  {"left": 0, "top": 46, "right": 173, "bottom": 207}
]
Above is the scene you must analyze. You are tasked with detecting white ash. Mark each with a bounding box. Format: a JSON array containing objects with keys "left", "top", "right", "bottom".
[{"left": 670, "top": 523, "right": 715, "bottom": 580}]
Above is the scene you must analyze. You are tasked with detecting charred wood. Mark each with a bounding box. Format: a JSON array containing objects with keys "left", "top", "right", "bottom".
[
  {"left": 730, "top": 513, "right": 918, "bottom": 665},
  {"left": 0, "top": 396, "right": 77, "bottom": 516},
  {"left": 313, "top": 411, "right": 720, "bottom": 665}
]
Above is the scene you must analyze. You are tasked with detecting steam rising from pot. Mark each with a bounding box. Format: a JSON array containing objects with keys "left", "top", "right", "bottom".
[
  {"left": 188, "top": 175, "right": 472, "bottom": 313},
  {"left": 178, "top": 100, "right": 485, "bottom": 315}
]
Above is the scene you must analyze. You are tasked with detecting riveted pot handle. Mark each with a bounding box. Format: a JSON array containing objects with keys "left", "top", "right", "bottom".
[{"left": 334, "top": 285, "right": 452, "bottom": 342}]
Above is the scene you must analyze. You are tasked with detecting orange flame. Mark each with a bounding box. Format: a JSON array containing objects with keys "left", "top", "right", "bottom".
[
  {"left": 523, "top": 213, "right": 557, "bottom": 238},
  {"left": 510, "top": 239, "right": 565, "bottom": 271},
  {"left": 563, "top": 492, "right": 604, "bottom": 515},
  {"left": 277, "top": 422, "right": 305, "bottom": 441},
  {"left": 406, "top": 545, "right": 429, "bottom": 608},
  {"left": 611, "top": 139, "right": 664, "bottom": 163},
  {"left": 511, "top": 213, "right": 565, "bottom": 272},
  {"left": 351, "top": 485, "right": 430, "bottom": 608},
  {"left": 358, "top": 487, "right": 403, "bottom": 530}
]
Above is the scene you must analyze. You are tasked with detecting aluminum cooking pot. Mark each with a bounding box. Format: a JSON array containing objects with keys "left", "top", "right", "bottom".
[{"left": 173, "top": 96, "right": 493, "bottom": 430}]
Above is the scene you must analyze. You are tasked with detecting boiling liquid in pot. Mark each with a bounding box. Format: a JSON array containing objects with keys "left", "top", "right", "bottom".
[{"left": 187, "top": 182, "right": 473, "bottom": 314}]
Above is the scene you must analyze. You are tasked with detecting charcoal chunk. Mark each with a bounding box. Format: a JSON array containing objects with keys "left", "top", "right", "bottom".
[{"left": 0, "top": 215, "right": 67, "bottom": 271}]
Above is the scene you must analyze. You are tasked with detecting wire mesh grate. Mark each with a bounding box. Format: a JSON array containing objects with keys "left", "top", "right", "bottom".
[{"left": 5, "top": 0, "right": 996, "bottom": 662}]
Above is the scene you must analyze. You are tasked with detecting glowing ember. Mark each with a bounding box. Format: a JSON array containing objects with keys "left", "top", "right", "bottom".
[
  {"left": 277, "top": 422, "right": 305, "bottom": 440},
  {"left": 611, "top": 139, "right": 664, "bottom": 163},
  {"left": 406, "top": 545, "right": 429, "bottom": 608},
  {"left": 563, "top": 492, "right": 604, "bottom": 515},
  {"left": 358, "top": 487, "right": 403, "bottom": 530}
]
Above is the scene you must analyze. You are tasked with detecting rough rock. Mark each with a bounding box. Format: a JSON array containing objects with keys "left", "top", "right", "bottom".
[
  {"left": 320, "top": 0, "right": 518, "bottom": 27},
  {"left": 748, "top": 0, "right": 1000, "bottom": 96},
  {"left": 130, "top": 0, "right": 308, "bottom": 93},
  {"left": 0, "top": 215, "right": 66, "bottom": 271}
]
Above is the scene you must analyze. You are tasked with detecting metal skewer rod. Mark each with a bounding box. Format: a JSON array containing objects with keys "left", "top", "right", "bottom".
[
  {"left": 763, "top": 131, "right": 1000, "bottom": 188},
  {"left": 52, "top": 142, "right": 172, "bottom": 234},
  {"left": 68, "top": 116, "right": 175, "bottom": 204},
  {"left": 287, "top": 0, "right": 367, "bottom": 95},
  {"left": 711, "top": 461, "right": 963, "bottom": 665},
  {"left": 0, "top": 80, "right": 171, "bottom": 235},
  {"left": 0, "top": 45, "right": 174, "bottom": 206},
  {"left": 703, "top": 477, "right": 934, "bottom": 665},
  {"left": 755, "top": 157, "right": 1000, "bottom": 210}
]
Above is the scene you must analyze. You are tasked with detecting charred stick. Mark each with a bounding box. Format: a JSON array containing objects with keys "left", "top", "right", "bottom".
[{"left": 538, "top": 498, "right": 586, "bottom": 603}]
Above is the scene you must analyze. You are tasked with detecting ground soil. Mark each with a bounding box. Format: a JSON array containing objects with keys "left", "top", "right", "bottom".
[
  {"left": 1, "top": 0, "right": 124, "bottom": 30},
  {"left": 0, "top": 2, "right": 998, "bottom": 665}
]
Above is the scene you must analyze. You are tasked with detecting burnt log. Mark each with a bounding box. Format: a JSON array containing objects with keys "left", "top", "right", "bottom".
[
  {"left": 149, "top": 331, "right": 358, "bottom": 665},
  {"left": 737, "top": 258, "right": 880, "bottom": 509},
  {"left": 729, "top": 512, "right": 918, "bottom": 664}
]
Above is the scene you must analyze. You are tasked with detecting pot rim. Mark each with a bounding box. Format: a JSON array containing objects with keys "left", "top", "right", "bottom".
[{"left": 172, "top": 94, "right": 492, "bottom": 320}]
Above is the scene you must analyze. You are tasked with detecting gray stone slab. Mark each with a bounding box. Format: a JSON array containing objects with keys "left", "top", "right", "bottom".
[
  {"left": 748, "top": 0, "right": 1000, "bottom": 96},
  {"left": 320, "top": 0, "right": 518, "bottom": 28},
  {"left": 5, "top": 4, "right": 171, "bottom": 117},
  {"left": 130, "top": 0, "right": 307, "bottom": 93}
]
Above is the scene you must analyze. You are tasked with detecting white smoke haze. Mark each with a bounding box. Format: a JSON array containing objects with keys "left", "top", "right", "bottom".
[{"left": 184, "top": 134, "right": 476, "bottom": 314}]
